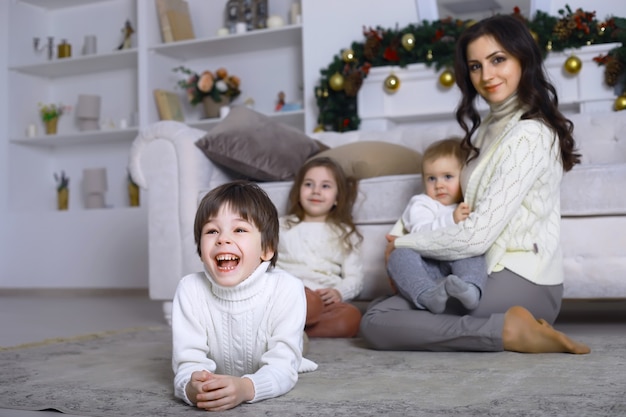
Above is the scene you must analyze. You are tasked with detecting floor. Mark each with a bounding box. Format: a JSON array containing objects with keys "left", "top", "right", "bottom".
[
  {"left": 0, "top": 290, "right": 164, "bottom": 417},
  {"left": 0, "top": 292, "right": 625, "bottom": 417}
]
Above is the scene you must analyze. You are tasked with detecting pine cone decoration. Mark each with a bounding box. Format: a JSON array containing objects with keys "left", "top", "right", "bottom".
[
  {"left": 553, "top": 19, "right": 572, "bottom": 40},
  {"left": 344, "top": 71, "right": 363, "bottom": 97},
  {"left": 605, "top": 57, "right": 625, "bottom": 86},
  {"left": 363, "top": 36, "right": 381, "bottom": 62}
]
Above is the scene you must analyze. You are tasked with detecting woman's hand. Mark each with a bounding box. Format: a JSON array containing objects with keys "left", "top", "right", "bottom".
[
  {"left": 188, "top": 371, "right": 254, "bottom": 411},
  {"left": 316, "top": 288, "right": 342, "bottom": 305}
]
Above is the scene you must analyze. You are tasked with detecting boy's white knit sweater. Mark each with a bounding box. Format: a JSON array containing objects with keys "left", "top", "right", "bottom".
[
  {"left": 171, "top": 261, "right": 317, "bottom": 405},
  {"left": 394, "top": 97, "right": 564, "bottom": 285}
]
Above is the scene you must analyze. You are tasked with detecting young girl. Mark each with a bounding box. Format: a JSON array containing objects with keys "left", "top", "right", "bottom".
[
  {"left": 171, "top": 180, "right": 317, "bottom": 412},
  {"left": 276, "top": 157, "right": 363, "bottom": 338}
]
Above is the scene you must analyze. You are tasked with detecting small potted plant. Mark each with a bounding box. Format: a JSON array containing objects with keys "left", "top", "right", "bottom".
[
  {"left": 39, "top": 102, "right": 72, "bottom": 135},
  {"left": 173, "top": 66, "right": 241, "bottom": 118},
  {"left": 54, "top": 170, "right": 70, "bottom": 210}
]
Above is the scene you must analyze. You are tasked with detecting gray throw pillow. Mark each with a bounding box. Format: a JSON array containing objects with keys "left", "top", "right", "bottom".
[{"left": 195, "top": 106, "right": 321, "bottom": 181}]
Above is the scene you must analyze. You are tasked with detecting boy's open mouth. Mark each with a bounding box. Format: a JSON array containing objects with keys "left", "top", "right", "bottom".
[{"left": 216, "top": 254, "right": 240, "bottom": 270}]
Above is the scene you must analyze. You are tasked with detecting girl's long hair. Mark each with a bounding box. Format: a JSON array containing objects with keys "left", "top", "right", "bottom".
[
  {"left": 453, "top": 14, "right": 581, "bottom": 171},
  {"left": 286, "top": 157, "right": 362, "bottom": 250}
]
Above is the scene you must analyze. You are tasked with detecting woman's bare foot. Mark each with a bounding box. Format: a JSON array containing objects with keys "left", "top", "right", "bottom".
[{"left": 502, "top": 306, "right": 590, "bottom": 354}]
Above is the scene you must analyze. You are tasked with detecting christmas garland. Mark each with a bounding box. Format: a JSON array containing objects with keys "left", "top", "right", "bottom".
[{"left": 314, "top": 5, "right": 626, "bottom": 132}]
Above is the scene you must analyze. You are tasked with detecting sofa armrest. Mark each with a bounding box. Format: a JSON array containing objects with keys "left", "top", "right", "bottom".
[{"left": 128, "top": 121, "right": 234, "bottom": 300}]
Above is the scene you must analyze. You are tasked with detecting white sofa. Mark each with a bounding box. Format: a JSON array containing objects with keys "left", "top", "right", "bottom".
[{"left": 129, "top": 112, "right": 626, "bottom": 322}]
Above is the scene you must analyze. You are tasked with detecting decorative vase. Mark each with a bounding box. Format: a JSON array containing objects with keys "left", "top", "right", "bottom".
[
  {"left": 202, "top": 95, "right": 230, "bottom": 119},
  {"left": 128, "top": 182, "right": 140, "bottom": 207},
  {"left": 82, "top": 168, "right": 108, "bottom": 209},
  {"left": 45, "top": 118, "right": 58, "bottom": 135},
  {"left": 57, "top": 188, "right": 69, "bottom": 210}
]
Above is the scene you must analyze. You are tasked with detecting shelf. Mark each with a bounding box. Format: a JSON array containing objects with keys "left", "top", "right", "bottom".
[
  {"left": 150, "top": 25, "right": 302, "bottom": 60},
  {"left": 187, "top": 109, "right": 305, "bottom": 131},
  {"left": 10, "top": 49, "right": 138, "bottom": 78},
  {"left": 10, "top": 128, "right": 139, "bottom": 147},
  {"left": 17, "top": 0, "right": 112, "bottom": 10}
]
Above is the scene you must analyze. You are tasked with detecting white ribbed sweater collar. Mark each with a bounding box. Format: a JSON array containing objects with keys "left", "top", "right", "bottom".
[
  {"left": 461, "top": 94, "right": 524, "bottom": 192},
  {"left": 203, "top": 261, "right": 271, "bottom": 304}
]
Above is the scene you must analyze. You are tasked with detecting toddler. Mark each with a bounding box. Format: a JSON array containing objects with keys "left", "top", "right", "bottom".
[{"left": 387, "top": 138, "right": 487, "bottom": 313}]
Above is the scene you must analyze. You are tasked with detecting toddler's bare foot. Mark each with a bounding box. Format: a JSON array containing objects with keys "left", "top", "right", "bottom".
[{"left": 502, "top": 306, "right": 590, "bottom": 354}]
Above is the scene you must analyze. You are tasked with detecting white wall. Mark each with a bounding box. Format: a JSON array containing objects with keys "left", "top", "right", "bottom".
[
  {"left": 537, "top": 0, "right": 625, "bottom": 20},
  {"left": 1, "top": 0, "right": 624, "bottom": 288},
  {"left": 302, "top": 0, "right": 422, "bottom": 131},
  {"left": 0, "top": 1, "right": 8, "bottom": 278},
  {"left": 302, "top": 0, "right": 626, "bottom": 131}
]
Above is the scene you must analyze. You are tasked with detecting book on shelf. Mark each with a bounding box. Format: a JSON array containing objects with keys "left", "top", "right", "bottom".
[
  {"left": 155, "top": 0, "right": 174, "bottom": 43},
  {"left": 153, "top": 89, "right": 185, "bottom": 122},
  {"left": 155, "top": 0, "right": 195, "bottom": 43}
]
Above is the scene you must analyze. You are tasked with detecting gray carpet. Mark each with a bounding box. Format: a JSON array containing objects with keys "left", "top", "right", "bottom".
[{"left": 0, "top": 325, "right": 625, "bottom": 417}]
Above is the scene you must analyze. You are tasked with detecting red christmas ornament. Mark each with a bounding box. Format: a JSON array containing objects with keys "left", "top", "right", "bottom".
[{"left": 383, "top": 47, "right": 399, "bottom": 62}]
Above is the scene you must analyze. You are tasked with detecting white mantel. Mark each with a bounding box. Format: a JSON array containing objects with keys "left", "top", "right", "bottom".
[{"left": 357, "top": 43, "right": 622, "bottom": 131}]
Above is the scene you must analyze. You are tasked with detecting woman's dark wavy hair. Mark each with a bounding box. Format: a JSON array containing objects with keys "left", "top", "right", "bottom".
[
  {"left": 453, "top": 14, "right": 581, "bottom": 171},
  {"left": 286, "top": 157, "right": 362, "bottom": 250}
]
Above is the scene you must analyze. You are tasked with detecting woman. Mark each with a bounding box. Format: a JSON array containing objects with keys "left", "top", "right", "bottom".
[{"left": 359, "top": 14, "right": 590, "bottom": 354}]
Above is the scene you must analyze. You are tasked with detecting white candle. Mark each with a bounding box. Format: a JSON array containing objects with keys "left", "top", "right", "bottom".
[{"left": 26, "top": 124, "right": 37, "bottom": 137}]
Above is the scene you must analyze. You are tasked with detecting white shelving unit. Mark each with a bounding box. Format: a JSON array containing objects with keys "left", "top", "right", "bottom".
[
  {"left": 1, "top": 0, "right": 305, "bottom": 289},
  {"left": 5, "top": 0, "right": 304, "bottom": 214}
]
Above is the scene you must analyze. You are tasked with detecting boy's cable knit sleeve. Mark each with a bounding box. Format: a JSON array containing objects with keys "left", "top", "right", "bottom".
[
  {"left": 243, "top": 273, "right": 306, "bottom": 402},
  {"left": 172, "top": 274, "right": 218, "bottom": 405},
  {"left": 394, "top": 122, "right": 553, "bottom": 261}
]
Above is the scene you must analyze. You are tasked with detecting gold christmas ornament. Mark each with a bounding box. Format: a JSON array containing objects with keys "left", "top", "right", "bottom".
[
  {"left": 384, "top": 73, "right": 400, "bottom": 93},
  {"left": 314, "top": 124, "right": 326, "bottom": 132},
  {"left": 329, "top": 72, "right": 345, "bottom": 91},
  {"left": 438, "top": 69, "right": 455, "bottom": 88},
  {"left": 466, "top": 20, "right": 477, "bottom": 28},
  {"left": 546, "top": 41, "right": 552, "bottom": 51},
  {"left": 614, "top": 95, "right": 626, "bottom": 111},
  {"left": 342, "top": 48, "right": 356, "bottom": 63},
  {"left": 426, "top": 49, "right": 433, "bottom": 61},
  {"left": 530, "top": 30, "right": 539, "bottom": 43},
  {"left": 401, "top": 33, "right": 415, "bottom": 51},
  {"left": 564, "top": 55, "right": 582, "bottom": 75}
]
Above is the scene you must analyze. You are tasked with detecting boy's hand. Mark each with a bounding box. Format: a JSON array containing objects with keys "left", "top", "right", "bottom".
[
  {"left": 316, "top": 288, "right": 341, "bottom": 305},
  {"left": 191, "top": 372, "right": 254, "bottom": 411},
  {"left": 453, "top": 202, "right": 470, "bottom": 224}
]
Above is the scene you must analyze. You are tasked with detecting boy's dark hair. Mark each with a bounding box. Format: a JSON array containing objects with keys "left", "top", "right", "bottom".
[
  {"left": 286, "top": 157, "right": 362, "bottom": 250},
  {"left": 422, "top": 137, "right": 467, "bottom": 175},
  {"left": 194, "top": 180, "right": 279, "bottom": 266}
]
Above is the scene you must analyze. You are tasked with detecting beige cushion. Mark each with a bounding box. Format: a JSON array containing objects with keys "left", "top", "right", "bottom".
[
  {"left": 309, "top": 141, "right": 422, "bottom": 179},
  {"left": 195, "top": 106, "right": 321, "bottom": 181}
]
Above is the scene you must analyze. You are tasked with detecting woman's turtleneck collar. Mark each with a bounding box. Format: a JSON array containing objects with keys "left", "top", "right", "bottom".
[
  {"left": 487, "top": 92, "right": 521, "bottom": 120},
  {"left": 203, "top": 261, "right": 271, "bottom": 303}
]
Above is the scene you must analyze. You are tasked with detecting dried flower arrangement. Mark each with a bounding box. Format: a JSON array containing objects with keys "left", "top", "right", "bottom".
[{"left": 173, "top": 66, "right": 241, "bottom": 105}]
